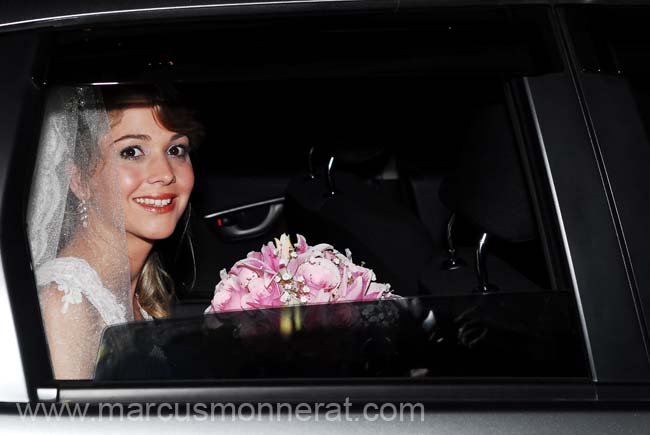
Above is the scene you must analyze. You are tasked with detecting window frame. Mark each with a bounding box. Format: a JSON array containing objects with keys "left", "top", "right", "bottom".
[{"left": 2, "top": 0, "right": 649, "bottom": 405}]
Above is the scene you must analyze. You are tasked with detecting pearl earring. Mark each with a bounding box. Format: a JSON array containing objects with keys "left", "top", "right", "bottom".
[{"left": 78, "top": 199, "right": 88, "bottom": 228}]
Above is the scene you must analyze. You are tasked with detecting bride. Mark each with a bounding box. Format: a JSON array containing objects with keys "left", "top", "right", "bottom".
[{"left": 28, "top": 85, "right": 203, "bottom": 379}]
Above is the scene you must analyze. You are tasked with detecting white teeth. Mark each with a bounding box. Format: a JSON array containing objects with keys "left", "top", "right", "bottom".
[{"left": 135, "top": 198, "right": 173, "bottom": 207}]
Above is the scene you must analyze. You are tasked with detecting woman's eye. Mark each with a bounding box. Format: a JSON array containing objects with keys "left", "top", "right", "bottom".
[
  {"left": 120, "top": 146, "right": 144, "bottom": 160},
  {"left": 168, "top": 144, "right": 188, "bottom": 158}
]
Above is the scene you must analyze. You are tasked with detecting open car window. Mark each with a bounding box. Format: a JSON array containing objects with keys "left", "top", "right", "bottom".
[{"left": 25, "top": 5, "right": 592, "bottom": 386}]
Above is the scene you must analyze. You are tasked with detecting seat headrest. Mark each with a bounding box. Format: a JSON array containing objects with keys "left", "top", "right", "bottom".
[
  {"left": 310, "top": 144, "right": 390, "bottom": 178},
  {"left": 439, "top": 105, "right": 536, "bottom": 242}
]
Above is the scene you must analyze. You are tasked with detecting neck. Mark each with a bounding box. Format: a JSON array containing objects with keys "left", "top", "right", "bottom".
[{"left": 126, "top": 233, "right": 154, "bottom": 295}]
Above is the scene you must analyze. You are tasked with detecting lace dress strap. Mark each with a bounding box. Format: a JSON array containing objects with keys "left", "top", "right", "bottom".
[{"left": 36, "top": 257, "right": 128, "bottom": 326}]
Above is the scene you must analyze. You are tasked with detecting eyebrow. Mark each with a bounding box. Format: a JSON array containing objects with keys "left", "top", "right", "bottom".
[
  {"left": 113, "top": 133, "right": 188, "bottom": 143},
  {"left": 113, "top": 134, "right": 151, "bottom": 143}
]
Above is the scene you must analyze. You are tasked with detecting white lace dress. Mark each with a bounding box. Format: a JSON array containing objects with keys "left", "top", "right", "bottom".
[{"left": 35, "top": 257, "right": 152, "bottom": 324}]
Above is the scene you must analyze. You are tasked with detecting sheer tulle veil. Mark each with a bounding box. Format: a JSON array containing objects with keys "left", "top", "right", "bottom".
[{"left": 27, "top": 86, "right": 134, "bottom": 378}]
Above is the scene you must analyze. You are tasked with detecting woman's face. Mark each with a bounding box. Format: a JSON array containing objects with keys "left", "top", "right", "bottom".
[{"left": 91, "top": 106, "right": 194, "bottom": 243}]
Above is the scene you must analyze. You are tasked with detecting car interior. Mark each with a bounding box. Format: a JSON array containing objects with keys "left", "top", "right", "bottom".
[
  {"left": 178, "top": 77, "right": 551, "bottom": 306},
  {"left": 44, "top": 7, "right": 567, "bottom": 317}
]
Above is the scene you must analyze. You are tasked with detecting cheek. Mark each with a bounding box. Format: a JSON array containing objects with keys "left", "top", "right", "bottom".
[
  {"left": 118, "top": 166, "right": 144, "bottom": 200},
  {"left": 175, "top": 163, "right": 195, "bottom": 197},
  {"left": 88, "top": 163, "right": 121, "bottom": 203}
]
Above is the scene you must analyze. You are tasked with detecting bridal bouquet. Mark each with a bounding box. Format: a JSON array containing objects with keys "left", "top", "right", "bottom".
[{"left": 205, "top": 234, "right": 393, "bottom": 314}]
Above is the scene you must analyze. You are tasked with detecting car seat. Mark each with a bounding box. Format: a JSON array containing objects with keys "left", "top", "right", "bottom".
[
  {"left": 285, "top": 145, "right": 436, "bottom": 297},
  {"left": 418, "top": 104, "right": 546, "bottom": 295}
]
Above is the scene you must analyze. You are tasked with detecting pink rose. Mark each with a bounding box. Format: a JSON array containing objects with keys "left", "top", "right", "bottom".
[
  {"left": 205, "top": 275, "right": 244, "bottom": 313},
  {"left": 206, "top": 234, "right": 393, "bottom": 314},
  {"left": 296, "top": 256, "right": 341, "bottom": 292},
  {"left": 235, "top": 266, "right": 260, "bottom": 287},
  {"left": 241, "top": 278, "right": 282, "bottom": 309}
]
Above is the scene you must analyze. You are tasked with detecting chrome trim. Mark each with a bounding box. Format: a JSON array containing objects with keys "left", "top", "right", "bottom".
[
  {"left": 442, "top": 212, "right": 466, "bottom": 271},
  {"left": 0, "top": 0, "right": 360, "bottom": 30},
  {"left": 326, "top": 156, "right": 336, "bottom": 196},
  {"left": 523, "top": 77, "right": 597, "bottom": 381},
  {"left": 59, "top": 383, "right": 596, "bottom": 403},
  {"left": 474, "top": 232, "right": 497, "bottom": 293},
  {"left": 203, "top": 197, "right": 285, "bottom": 219},
  {"left": 37, "top": 388, "right": 58, "bottom": 402},
  {"left": 0, "top": 255, "right": 29, "bottom": 402}
]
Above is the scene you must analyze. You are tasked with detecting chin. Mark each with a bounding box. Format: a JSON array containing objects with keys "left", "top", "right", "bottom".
[{"left": 133, "top": 225, "right": 177, "bottom": 241}]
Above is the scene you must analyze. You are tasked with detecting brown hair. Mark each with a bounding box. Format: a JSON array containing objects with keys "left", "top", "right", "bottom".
[
  {"left": 101, "top": 84, "right": 205, "bottom": 148},
  {"left": 101, "top": 84, "right": 204, "bottom": 318}
]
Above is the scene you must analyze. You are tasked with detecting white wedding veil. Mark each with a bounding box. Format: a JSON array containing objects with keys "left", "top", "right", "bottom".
[{"left": 27, "top": 86, "right": 134, "bottom": 379}]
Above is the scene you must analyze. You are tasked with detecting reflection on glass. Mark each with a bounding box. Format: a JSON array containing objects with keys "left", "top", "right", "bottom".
[{"left": 95, "top": 293, "right": 588, "bottom": 381}]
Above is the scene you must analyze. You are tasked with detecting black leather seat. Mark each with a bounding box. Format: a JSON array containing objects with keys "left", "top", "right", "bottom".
[
  {"left": 285, "top": 148, "right": 436, "bottom": 297},
  {"left": 419, "top": 104, "right": 546, "bottom": 295}
]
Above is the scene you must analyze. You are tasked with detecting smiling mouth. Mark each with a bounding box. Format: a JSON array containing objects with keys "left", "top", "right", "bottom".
[
  {"left": 133, "top": 195, "right": 176, "bottom": 213},
  {"left": 135, "top": 197, "right": 173, "bottom": 206}
]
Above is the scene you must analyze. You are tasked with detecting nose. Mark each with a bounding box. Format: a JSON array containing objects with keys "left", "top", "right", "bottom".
[{"left": 146, "top": 154, "right": 176, "bottom": 185}]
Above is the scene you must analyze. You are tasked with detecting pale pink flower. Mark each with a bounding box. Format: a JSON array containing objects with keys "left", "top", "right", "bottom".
[
  {"left": 206, "top": 234, "right": 393, "bottom": 314},
  {"left": 205, "top": 273, "right": 245, "bottom": 313},
  {"left": 296, "top": 257, "right": 341, "bottom": 292},
  {"left": 241, "top": 277, "right": 282, "bottom": 309}
]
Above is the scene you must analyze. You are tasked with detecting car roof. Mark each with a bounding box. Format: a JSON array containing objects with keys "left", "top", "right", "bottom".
[{"left": 0, "top": 0, "right": 586, "bottom": 34}]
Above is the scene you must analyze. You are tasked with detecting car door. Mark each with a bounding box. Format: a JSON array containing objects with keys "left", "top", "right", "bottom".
[{"left": 1, "top": 1, "right": 650, "bottom": 433}]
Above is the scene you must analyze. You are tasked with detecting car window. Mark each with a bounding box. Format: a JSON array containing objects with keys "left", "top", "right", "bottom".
[
  {"left": 25, "top": 6, "right": 591, "bottom": 384},
  {"left": 96, "top": 293, "right": 586, "bottom": 381}
]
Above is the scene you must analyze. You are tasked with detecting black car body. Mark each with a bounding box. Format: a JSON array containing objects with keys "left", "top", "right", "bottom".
[{"left": 1, "top": 0, "right": 650, "bottom": 433}]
